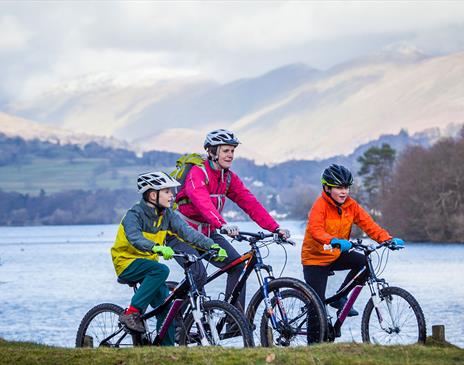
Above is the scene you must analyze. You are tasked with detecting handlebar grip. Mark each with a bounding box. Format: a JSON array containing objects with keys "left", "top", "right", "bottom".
[{"left": 285, "top": 239, "right": 296, "bottom": 246}]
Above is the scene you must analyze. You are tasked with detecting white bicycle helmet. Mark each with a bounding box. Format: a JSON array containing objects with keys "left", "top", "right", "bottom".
[
  {"left": 204, "top": 129, "right": 240, "bottom": 149},
  {"left": 137, "top": 171, "right": 180, "bottom": 194}
]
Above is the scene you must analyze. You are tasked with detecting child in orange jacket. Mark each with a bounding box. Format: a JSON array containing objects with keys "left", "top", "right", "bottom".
[{"left": 301, "top": 164, "right": 404, "bottom": 316}]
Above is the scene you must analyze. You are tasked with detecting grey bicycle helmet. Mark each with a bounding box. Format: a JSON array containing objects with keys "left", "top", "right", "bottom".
[
  {"left": 204, "top": 129, "right": 240, "bottom": 149},
  {"left": 321, "top": 164, "right": 354, "bottom": 187},
  {"left": 137, "top": 171, "right": 180, "bottom": 194}
]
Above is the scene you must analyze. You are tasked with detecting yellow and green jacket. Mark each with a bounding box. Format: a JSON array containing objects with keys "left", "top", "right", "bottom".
[{"left": 111, "top": 199, "right": 214, "bottom": 276}]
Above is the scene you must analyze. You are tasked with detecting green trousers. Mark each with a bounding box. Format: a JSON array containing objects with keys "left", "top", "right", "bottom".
[{"left": 119, "top": 258, "right": 175, "bottom": 346}]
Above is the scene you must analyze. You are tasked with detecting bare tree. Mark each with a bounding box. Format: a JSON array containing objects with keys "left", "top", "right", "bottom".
[{"left": 383, "top": 135, "right": 464, "bottom": 242}]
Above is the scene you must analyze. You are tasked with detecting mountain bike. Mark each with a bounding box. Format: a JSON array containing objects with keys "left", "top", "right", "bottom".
[
  {"left": 319, "top": 239, "right": 427, "bottom": 345},
  {"left": 75, "top": 250, "right": 254, "bottom": 348},
  {"left": 188, "top": 230, "right": 327, "bottom": 347}
]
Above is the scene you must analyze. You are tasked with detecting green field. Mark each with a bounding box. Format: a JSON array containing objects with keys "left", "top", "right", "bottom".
[
  {"left": 0, "top": 157, "right": 171, "bottom": 194},
  {"left": 1, "top": 339, "right": 462, "bottom": 365}
]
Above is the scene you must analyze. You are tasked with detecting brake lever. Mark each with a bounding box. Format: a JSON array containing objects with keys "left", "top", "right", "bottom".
[
  {"left": 234, "top": 234, "right": 245, "bottom": 242},
  {"left": 286, "top": 239, "right": 296, "bottom": 246}
]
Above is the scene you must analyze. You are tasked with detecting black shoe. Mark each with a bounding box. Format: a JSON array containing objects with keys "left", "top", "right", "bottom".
[
  {"left": 119, "top": 311, "right": 145, "bottom": 333},
  {"left": 329, "top": 296, "right": 359, "bottom": 317}
]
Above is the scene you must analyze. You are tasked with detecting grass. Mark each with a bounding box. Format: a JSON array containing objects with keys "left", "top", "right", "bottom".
[{"left": 0, "top": 339, "right": 462, "bottom": 365}]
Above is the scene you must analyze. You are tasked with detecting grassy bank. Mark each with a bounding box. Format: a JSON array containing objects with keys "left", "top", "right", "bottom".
[{"left": 1, "top": 339, "right": 463, "bottom": 365}]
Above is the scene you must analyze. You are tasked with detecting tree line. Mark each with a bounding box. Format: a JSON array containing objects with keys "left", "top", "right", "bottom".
[
  {"left": 0, "top": 189, "right": 138, "bottom": 226},
  {"left": 0, "top": 133, "right": 179, "bottom": 167},
  {"left": 356, "top": 129, "right": 464, "bottom": 243},
  {"left": 2, "top": 131, "right": 463, "bottom": 242}
]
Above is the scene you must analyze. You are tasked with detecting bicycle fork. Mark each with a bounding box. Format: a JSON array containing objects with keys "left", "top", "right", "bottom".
[
  {"left": 256, "top": 268, "right": 287, "bottom": 330},
  {"left": 367, "top": 280, "right": 395, "bottom": 333},
  {"left": 191, "top": 296, "right": 222, "bottom": 346}
]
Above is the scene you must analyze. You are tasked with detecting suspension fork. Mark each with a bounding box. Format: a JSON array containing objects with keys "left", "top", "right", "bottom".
[
  {"left": 364, "top": 251, "right": 396, "bottom": 332},
  {"left": 255, "top": 266, "right": 285, "bottom": 329},
  {"left": 368, "top": 278, "right": 395, "bottom": 332},
  {"left": 183, "top": 268, "right": 212, "bottom": 346}
]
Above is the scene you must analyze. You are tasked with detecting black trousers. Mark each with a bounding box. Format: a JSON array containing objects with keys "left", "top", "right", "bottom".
[
  {"left": 166, "top": 232, "right": 246, "bottom": 309},
  {"left": 303, "top": 251, "right": 365, "bottom": 303}
]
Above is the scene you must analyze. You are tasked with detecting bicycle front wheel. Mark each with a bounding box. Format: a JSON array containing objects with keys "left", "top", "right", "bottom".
[
  {"left": 361, "top": 286, "right": 426, "bottom": 345},
  {"left": 76, "top": 303, "right": 137, "bottom": 348},
  {"left": 259, "top": 289, "right": 317, "bottom": 347},
  {"left": 246, "top": 277, "right": 326, "bottom": 346},
  {"left": 178, "top": 299, "right": 254, "bottom": 347}
]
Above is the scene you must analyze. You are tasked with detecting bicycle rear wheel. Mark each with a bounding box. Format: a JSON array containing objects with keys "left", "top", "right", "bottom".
[
  {"left": 361, "top": 286, "right": 426, "bottom": 345},
  {"left": 76, "top": 303, "right": 138, "bottom": 348},
  {"left": 178, "top": 299, "right": 254, "bottom": 347}
]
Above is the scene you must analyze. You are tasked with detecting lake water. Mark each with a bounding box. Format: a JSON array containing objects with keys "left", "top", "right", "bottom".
[{"left": 0, "top": 221, "right": 463, "bottom": 348}]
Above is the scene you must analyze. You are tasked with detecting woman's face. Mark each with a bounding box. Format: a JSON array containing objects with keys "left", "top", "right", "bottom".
[
  {"left": 156, "top": 188, "right": 175, "bottom": 208},
  {"left": 216, "top": 145, "right": 235, "bottom": 169},
  {"left": 328, "top": 186, "right": 350, "bottom": 204}
]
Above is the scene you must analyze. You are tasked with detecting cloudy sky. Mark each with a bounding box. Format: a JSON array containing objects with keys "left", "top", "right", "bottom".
[{"left": 1, "top": 1, "right": 464, "bottom": 104}]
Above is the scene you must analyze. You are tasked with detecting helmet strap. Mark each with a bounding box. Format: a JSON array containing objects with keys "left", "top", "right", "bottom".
[
  {"left": 214, "top": 145, "right": 220, "bottom": 163},
  {"left": 209, "top": 145, "right": 226, "bottom": 170},
  {"left": 146, "top": 190, "right": 160, "bottom": 207}
]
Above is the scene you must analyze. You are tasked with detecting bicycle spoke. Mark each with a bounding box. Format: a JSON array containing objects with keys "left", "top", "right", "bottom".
[{"left": 362, "top": 287, "right": 426, "bottom": 345}]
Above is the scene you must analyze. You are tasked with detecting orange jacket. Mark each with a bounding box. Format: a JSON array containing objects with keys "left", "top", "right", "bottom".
[{"left": 301, "top": 192, "right": 392, "bottom": 266}]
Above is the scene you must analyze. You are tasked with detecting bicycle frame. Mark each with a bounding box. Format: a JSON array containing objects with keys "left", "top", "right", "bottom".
[
  {"left": 205, "top": 232, "right": 294, "bottom": 331},
  {"left": 163, "top": 231, "right": 292, "bottom": 334},
  {"left": 111, "top": 251, "right": 216, "bottom": 346},
  {"left": 324, "top": 241, "right": 390, "bottom": 338},
  {"left": 115, "top": 231, "right": 294, "bottom": 345},
  {"left": 207, "top": 241, "right": 273, "bottom": 307}
]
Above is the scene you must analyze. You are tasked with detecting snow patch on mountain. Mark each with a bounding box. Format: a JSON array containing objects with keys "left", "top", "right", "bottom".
[{"left": 0, "top": 112, "right": 130, "bottom": 149}]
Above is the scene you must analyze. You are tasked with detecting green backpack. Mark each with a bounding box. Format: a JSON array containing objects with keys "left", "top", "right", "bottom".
[
  {"left": 170, "top": 153, "right": 208, "bottom": 187},
  {"left": 170, "top": 153, "right": 231, "bottom": 209}
]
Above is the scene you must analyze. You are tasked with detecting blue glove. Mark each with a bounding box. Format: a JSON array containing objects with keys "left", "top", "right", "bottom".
[
  {"left": 391, "top": 238, "right": 405, "bottom": 249},
  {"left": 330, "top": 238, "right": 352, "bottom": 253}
]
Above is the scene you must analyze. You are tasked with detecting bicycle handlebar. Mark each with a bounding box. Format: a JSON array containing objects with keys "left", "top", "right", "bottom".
[
  {"left": 172, "top": 248, "right": 218, "bottom": 263},
  {"left": 323, "top": 239, "right": 404, "bottom": 252},
  {"left": 222, "top": 230, "right": 295, "bottom": 246}
]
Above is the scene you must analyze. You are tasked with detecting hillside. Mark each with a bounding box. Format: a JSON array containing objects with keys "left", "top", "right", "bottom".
[
  {"left": 6, "top": 50, "right": 464, "bottom": 163},
  {"left": 2, "top": 48, "right": 464, "bottom": 163},
  {"left": 0, "top": 126, "right": 441, "bottom": 195}
]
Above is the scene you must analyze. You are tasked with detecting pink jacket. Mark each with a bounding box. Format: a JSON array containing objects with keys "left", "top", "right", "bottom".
[{"left": 176, "top": 161, "right": 279, "bottom": 236}]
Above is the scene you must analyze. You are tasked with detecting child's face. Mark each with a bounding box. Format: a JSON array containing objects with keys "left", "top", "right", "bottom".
[
  {"left": 157, "top": 188, "right": 175, "bottom": 208},
  {"left": 216, "top": 145, "right": 235, "bottom": 169},
  {"left": 329, "top": 186, "right": 350, "bottom": 204}
]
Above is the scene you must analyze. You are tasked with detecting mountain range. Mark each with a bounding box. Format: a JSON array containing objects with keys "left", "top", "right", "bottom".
[{"left": 3, "top": 46, "right": 464, "bottom": 164}]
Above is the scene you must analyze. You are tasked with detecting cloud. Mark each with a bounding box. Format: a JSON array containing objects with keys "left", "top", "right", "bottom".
[
  {"left": 1, "top": 1, "right": 464, "bottom": 103},
  {"left": 0, "top": 14, "right": 31, "bottom": 51}
]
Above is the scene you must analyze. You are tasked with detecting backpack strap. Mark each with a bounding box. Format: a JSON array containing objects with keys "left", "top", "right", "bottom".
[
  {"left": 177, "top": 168, "right": 231, "bottom": 211},
  {"left": 225, "top": 170, "right": 232, "bottom": 195}
]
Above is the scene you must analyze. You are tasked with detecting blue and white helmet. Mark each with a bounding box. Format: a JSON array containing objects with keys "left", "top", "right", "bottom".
[
  {"left": 137, "top": 171, "right": 180, "bottom": 194},
  {"left": 204, "top": 129, "right": 240, "bottom": 149}
]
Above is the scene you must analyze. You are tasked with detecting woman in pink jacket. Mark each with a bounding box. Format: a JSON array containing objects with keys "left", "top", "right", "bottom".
[{"left": 170, "top": 129, "right": 290, "bottom": 310}]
